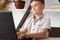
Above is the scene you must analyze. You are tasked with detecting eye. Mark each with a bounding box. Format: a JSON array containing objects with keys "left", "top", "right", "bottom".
[
  {"left": 34, "top": 4, "right": 37, "bottom": 6},
  {"left": 31, "top": 4, "right": 37, "bottom": 8}
]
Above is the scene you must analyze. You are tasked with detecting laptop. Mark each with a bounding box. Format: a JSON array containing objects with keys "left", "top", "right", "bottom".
[{"left": 0, "top": 12, "right": 18, "bottom": 40}]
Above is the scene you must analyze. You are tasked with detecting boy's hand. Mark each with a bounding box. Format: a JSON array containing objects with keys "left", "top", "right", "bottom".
[{"left": 18, "top": 33, "right": 26, "bottom": 39}]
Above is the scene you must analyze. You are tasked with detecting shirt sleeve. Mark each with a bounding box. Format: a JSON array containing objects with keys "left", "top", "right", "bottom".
[{"left": 42, "top": 17, "right": 51, "bottom": 29}]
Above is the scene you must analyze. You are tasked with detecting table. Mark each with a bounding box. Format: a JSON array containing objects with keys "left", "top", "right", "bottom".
[
  {"left": 18, "top": 37, "right": 60, "bottom": 40},
  {"left": 39, "top": 37, "right": 60, "bottom": 40}
]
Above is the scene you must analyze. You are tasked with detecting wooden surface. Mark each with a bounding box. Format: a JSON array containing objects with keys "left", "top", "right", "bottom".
[
  {"left": 38, "top": 37, "right": 60, "bottom": 40},
  {"left": 18, "top": 37, "right": 60, "bottom": 40},
  {"left": 49, "top": 27, "right": 60, "bottom": 37}
]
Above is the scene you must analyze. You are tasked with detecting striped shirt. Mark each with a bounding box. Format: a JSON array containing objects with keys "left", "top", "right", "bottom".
[{"left": 23, "top": 13, "right": 51, "bottom": 38}]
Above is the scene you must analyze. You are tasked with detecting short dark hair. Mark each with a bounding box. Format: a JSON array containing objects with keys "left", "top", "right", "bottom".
[{"left": 31, "top": 0, "right": 45, "bottom": 4}]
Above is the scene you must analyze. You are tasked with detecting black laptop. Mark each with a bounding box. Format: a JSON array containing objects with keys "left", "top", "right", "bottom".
[{"left": 0, "top": 12, "right": 18, "bottom": 40}]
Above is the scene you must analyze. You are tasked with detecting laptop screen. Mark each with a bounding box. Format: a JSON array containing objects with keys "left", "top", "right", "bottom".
[{"left": 0, "top": 12, "right": 18, "bottom": 40}]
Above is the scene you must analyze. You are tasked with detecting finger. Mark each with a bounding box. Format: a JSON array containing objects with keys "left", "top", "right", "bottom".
[
  {"left": 18, "top": 35, "right": 20, "bottom": 39},
  {"left": 18, "top": 35, "right": 22, "bottom": 39},
  {"left": 17, "top": 32, "right": 21, "bottom": 35},
  {"left": 17, "top": 32, "right": 20, "bottom": 36}
]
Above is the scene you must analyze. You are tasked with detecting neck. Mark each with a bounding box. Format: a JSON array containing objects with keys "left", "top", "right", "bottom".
[{"left": 34, "top": 13, "right": 42, "bottom": 20}]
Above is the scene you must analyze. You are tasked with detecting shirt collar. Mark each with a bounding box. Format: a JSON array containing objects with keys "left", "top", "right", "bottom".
[{"left": 32, "top": 13, "right": 44, "bottom": 20}]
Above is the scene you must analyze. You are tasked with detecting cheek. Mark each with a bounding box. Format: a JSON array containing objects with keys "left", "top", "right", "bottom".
[
  {"left": 31, "top": 6, "right": 44, "bottom": 13},
  {"left": 31, "top": 7, "right": 40, "bottom": 13},
  {"left": 35, "top": 7, "right": 41, "bottom": 12},
  {"left": 37, "top": 6, "right": 44, "bottom": 12}
]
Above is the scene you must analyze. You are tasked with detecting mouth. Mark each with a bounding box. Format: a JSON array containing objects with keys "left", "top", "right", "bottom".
[{"left": 33, "top": 9, "right": 37, "bottom": 12}]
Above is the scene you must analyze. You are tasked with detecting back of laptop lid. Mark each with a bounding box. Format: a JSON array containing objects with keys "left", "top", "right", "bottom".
[{"left": 0, "top": 12, "right": 18, "bottom": 40}]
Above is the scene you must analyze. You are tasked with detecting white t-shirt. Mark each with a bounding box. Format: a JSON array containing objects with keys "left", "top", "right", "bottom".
[{"left": 23, "top": 13, "right": 51, "bottom": 37}]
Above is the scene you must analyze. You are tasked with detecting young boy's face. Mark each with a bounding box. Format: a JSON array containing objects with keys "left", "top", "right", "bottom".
[{"left": 31, "top": 1, "right": 45, "bottom": 15}]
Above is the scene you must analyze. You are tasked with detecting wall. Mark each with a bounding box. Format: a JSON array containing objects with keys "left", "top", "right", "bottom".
[
  {"left": 45, "top": 0, "right": 59, "bottom": 9},
  {"left": 44, "top": 11, "right": 60, "bottom": 27}
]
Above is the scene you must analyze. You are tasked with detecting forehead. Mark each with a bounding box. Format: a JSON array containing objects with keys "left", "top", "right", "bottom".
[{"left": 31, "top": 1, "right": 41, "bottom": 5}]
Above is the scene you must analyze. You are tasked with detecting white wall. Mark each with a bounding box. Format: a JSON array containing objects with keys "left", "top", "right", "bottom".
[
  {"left": 45, "top": 0, "right": 59, "bottom": 9},
  {"left": 44, "top": 11, "right": 60, "bottom": 27}
]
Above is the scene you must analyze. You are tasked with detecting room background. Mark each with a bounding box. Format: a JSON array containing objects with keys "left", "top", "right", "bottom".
[{"left": 3, "top": 0, "right": 60, "bottom": 28}]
